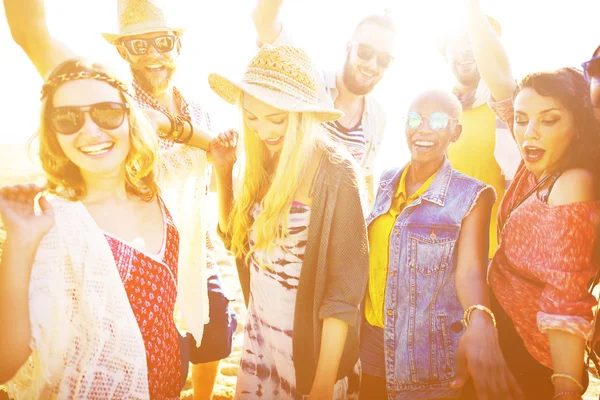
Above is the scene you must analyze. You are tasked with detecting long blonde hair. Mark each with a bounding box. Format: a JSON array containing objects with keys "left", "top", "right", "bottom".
[
  {"left": 35, "top": 58, "right": 160, "bottom": 202},
  {"left": 228, "top": 102, "right": 326, "bottom": 264}
]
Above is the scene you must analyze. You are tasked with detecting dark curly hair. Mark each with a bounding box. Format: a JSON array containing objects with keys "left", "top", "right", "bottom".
[{"left": 514, "top": 67, "right": 600, "bottom": 180}]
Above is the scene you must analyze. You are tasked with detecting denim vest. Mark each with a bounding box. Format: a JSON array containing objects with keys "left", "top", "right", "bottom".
[{"left": 366, "top": 158, "right": 492, "bottom": 399}]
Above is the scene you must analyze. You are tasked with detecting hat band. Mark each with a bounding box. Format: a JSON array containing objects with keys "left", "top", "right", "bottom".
[{"left": 242, "top": 69, "right": 318, "bottom": 105}]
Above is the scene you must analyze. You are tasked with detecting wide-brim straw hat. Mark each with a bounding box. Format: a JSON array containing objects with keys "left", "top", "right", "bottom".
[
  {"left": 101, "top": 0, "right": 185, "bottom": 45},
  {"left": 208, "top": 45, "right": 343, "bottom": 123}
]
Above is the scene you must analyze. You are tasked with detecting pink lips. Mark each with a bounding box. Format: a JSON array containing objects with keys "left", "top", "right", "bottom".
[
  {"left": 265, "top": 137, "right": 283, "bottom": 146},
  {"left": 523, "top": 146, "right": 545, "bottom": 163}
]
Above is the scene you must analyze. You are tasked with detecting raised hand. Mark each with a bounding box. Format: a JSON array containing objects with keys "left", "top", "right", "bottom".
[
  {"left": 208, "top": 129, "right": 238, "bottom": 174},
  {"left": 0, "top": 184, "right": 55, "bottom": 246}
]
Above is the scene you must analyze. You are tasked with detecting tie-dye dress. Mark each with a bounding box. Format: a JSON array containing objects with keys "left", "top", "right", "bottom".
[{"left": 236, "top": 202, "right": 311, "bottom": 399}]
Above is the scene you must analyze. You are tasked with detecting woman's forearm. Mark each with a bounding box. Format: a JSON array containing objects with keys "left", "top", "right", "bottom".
[
  {"left": 0, "top": 236, "right": 35, "bottom": 383},
  {"left": 312, "top": 318, "right": 348, "bottom": 388},
  {"left": 215, "top": 169, "right": 234, "bottom": 233},
  {"left": 548, "top": 329, "right": 586, "bottom": 394}
]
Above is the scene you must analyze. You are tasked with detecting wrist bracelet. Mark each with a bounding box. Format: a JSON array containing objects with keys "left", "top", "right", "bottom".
[
  {"left": 552, "top": 391, "right": 582, "bottom": 399},
  {"left": 462, "top": 304, "right": 497, "bottom": 328},
  {"left": 551, "top": 374, "right": 584, "bottom": 393},
  {"left": 179, "top": 117, "right": 194, "bottom": 144}
]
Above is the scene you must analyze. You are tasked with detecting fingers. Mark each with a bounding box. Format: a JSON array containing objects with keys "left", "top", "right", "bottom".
[
  {"left": 38, "top": 196, "right": 54, "bottom": 217},
  {"left": 0, "top": 184, "right": 45, "bottom": 202},
  {"left": 450, "top": 341, "right": 470, "bottom": 390},
  {"left": 214, "top": 129, "right": 239, "bottom": 148}
]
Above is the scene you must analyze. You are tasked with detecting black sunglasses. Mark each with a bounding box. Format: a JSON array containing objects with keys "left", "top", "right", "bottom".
[
  {"left": 48, "top": 102, "right": 129, "bottom": 135},
  {"left": 582, "top": 55, "right": 600, "bottom": 84},
  {"left": 121, "top": 35, "right": 177, "bottom": 56},
  {"left": 352, "top": 42, "right": 394, "bottom": 68}
]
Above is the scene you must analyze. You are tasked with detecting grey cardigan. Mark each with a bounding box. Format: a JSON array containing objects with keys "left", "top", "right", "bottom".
[{"left": 219, "top": 152, "right": 369, "bottom": 396}]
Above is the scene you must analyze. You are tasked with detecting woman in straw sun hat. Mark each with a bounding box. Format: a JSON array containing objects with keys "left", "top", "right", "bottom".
[{"left": 209, "top": 44, "right": 369, "bottom": 399}]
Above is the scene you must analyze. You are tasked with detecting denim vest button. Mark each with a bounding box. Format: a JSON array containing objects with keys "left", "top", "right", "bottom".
[
  {"left": 450, "top": 321, "right": 464, "bottom": 333},
  {"left": 387, "top": 349, "right": 393, "bottom": 356},
  {"left": 387, "top": 309, "right": 394, "bottom": 316},
  {"left": 389, "top": 271, "right": 395, "bottom": 277}
]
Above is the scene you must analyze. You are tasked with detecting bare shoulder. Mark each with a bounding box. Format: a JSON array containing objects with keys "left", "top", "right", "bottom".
[{"left": 549, "top": 168, "right": 597, "bottom": 205}]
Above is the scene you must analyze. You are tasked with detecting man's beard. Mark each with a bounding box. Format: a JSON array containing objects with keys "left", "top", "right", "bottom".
[
  {"left": 452, "top": 65, "right": 481, "bottom": 88},
  {"left": 342, "top": 54, "right": 381, "bottom": 96},
  {"left": 130, "top": 62, "right": 176, "bottom": 95}
]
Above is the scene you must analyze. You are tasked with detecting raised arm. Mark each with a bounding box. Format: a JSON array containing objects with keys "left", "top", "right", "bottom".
[
  {"left": 463, "top": 0, "right": 516, "bottom": 101},
  {"left": 251, "top": 0, "right": 285, "bottom": 46},
  {"left": 0, "top": 185, "right": 54, "bottom": 383},
  {"left": 4, "top": 0, "right": 74, "bottom": 78}
]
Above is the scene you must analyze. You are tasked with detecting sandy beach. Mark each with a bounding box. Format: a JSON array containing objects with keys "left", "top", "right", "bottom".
[{"left": 0, "top": 142, "right": 599, "bottom": 400}]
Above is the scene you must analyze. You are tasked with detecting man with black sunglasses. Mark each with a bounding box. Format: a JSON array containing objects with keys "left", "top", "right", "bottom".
[
  {"left": 5, "top": 0, "right": 237, "bottom": 398},
  {"left": 252, "top": 0, "right": 396, "bottom": 207}
]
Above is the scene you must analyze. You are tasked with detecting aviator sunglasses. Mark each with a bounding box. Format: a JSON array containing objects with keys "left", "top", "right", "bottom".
[
  {"left": 582, "top": 52, "right": 600, "bottom": 84},
  {"left": 48, "top": 102, "right": 130, "bottom": 135},
  {"left": 121, "top": 34, "right": 177, "bottom": 56},
  {"left": 406, "top": 112, "right": 457, "bottom": 131},
  {"left": 351, "top": 42, "right": 394, "bottom": 68}
]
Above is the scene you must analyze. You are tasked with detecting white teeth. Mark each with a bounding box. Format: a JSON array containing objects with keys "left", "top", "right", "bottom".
[
  {"left": 359, "top": 68, "right": 375, "bottom": 77},
  {"left": 80, "top": 142, "right": 113, "bottom": 154},
  {"left": 415, "top": 140, "right": 434, "bottom": 147}
]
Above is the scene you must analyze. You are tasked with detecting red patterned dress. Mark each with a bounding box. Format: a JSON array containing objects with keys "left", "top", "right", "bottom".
[{"left": 105, "top": 198, "right": 182, "bottom": 399}]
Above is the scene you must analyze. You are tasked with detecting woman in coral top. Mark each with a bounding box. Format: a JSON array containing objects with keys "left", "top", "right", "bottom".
[
  {"left": 462, "top": 0, "right": 600, "bottom": 399},
  {"left": 0, "top": 58, "right": 209, "bottom": 399}
]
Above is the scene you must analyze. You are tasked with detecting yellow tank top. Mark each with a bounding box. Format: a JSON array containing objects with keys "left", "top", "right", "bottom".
[{"left": 447, "top": 103, "right": 504, "bottom": 258}]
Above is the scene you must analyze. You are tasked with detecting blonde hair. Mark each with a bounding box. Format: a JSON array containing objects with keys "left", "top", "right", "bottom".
[
  {"left": 35, "top": 58, "right": 160, "bottom": 202},
  {"left": 228, "top": 101, "right": 327, "bottom": 264}
]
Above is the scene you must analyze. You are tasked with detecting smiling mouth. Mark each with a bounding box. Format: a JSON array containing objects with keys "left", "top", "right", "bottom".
[
  {"left": 413, "top": 140, "right": 436, "bottom": 153},
  {"left": 358, "top": 67, "right": 376, "bottom": 78},
  {"left": 79, "top": 142, "right": 115, "bottom": 156},
  {"left": 145, "top": 64, "right": 166, "bottom": 72},
  {"left": 264, "top": 137, "right": 283, "bottom": 146},
  {"left": 523, "top": 146, "right": 545, "bottom": 163}
]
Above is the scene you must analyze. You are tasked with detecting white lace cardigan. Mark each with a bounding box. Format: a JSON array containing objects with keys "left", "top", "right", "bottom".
[{"left": 5, "top": 145, "right": 210, "bottom": 399}]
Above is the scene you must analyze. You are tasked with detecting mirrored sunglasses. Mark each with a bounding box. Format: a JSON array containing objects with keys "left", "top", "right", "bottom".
[
  {"left": 121, "top": 35, "right": 177, "bottom": 56},
  {"left": 406, "top": 112, "right": 457, "bottom": 131},
  {"left": 582, "top": 55, "right": 600, "bottom": 84},
  {"left": 48, "top": 102, "right": 129, "bottom": 135},
  {"left": 354, "top": 43, "right": 394, "bottom": 69}
]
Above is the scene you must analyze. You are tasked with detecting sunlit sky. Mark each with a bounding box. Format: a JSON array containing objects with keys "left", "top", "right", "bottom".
[{"left": 1, "top": 0, "right": 599, "bottom": 172}]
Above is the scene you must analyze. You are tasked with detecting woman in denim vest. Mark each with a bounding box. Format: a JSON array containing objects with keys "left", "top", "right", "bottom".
[{"left": 359, "top": 89, "right": 521, "bottom": 399}]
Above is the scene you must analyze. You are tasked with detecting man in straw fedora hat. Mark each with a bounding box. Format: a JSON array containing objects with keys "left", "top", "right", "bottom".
[
  {"left": 5, "top": 0, "right": 238, "bottom": 398},
  {"left": 252, "top": 0, "right": 397, "bottom": 209}
]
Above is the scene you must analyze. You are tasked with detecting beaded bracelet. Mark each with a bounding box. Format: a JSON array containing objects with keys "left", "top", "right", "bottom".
[
  {"left": 178, "top": 117, "right": 194, "bottom": 144},
  {"left": 551, "top": 374, "right": 584, "bottom": 393},
  {"left": 552, "top": 391, "right": 582, "bottom": 399},
  {"left": 462, "top": 304, "right": 497, "bottom": 328}
]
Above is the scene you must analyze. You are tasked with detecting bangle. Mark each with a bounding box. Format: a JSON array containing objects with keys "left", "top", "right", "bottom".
[
  {"left": 171, "top": 116, "right": 186, "bottom": 143},
  {"left": 552, "top": 391, "right": 582, "bottom": 399},
  {"left": 551, "top": 374, "right": 584, "bottom": 393},
  {"left": 180, "top": 117, "right": 194, "bottom": 144},
  {"left": 157, "top": 111, "right": 176, "bottom": 140},
  {"left": 462, "top": 305, "right": 497, "bottom": 328}
]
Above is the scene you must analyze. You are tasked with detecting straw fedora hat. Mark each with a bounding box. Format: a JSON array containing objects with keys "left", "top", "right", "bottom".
[
  {"left": 101, "top": 0, "right": 185, "bottom": 45},
  {"left": 208, "top": 45, "right": 343, "bottom": 123}
]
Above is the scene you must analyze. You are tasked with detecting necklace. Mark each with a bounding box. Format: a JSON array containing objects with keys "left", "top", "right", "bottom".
[{"left": 338, "top": 98, "right": 364, "bottom": 128}]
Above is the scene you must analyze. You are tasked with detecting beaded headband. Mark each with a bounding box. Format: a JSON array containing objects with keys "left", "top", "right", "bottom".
[{"left": 40, "top": 71, "right": 131, "bottom": 100}]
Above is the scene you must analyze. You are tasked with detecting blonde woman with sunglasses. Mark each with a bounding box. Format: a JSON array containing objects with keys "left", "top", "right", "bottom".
[{"left": 0, "top": 58, "right": 209, "bottom": 400}]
